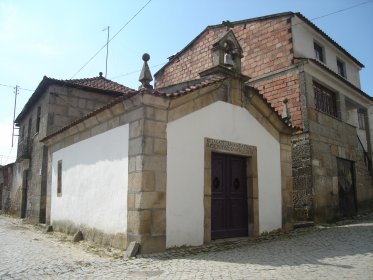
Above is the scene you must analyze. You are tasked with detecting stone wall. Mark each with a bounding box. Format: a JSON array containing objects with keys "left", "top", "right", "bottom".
[
  {"left": 308, "top": 107, "right": 373, "bottom": 222},
  {"left": 47, "top": 85, "right": 117, "bottom": 135},
  {"left": 126, "top": 94, "right": 169, "bottom": 253},
  {"left": 15, "top": 84, "right": 118, "bottom": 223},
  {"left": 292, "top": 133, "right": 313, "bottom": 221},
  {"left": 248, "top": 69, "right": 302, "bottom": 127},
  {"left": 355, "top": 140, "right": 373, "bottom": 213},
  {"left": 46, "top": 93, "right": 169, "bottom": 253},
  {"left": 0, "top": 162, "right": 24, "bottom": 216}
]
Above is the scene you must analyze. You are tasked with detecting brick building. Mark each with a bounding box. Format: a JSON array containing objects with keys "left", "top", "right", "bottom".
[
  {"left": 154, "top": 12, "right": 373, "bottom": 222},
  {"left": 7, "top": 74, "right": 133, "bottom": 223}
]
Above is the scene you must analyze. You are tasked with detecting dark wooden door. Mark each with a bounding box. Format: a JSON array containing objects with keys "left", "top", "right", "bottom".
[
  {"left": 20, "top": 170, "right": 28, "bottom": 219},
  {"left": 337, "top": 158, "right": 356, "bottom": 217},
  {"left": 0, "top": 183, "right": 3, "bottom": 210},
  {"left": 211, "top": 153, "right": 248, "bottom": 239}
]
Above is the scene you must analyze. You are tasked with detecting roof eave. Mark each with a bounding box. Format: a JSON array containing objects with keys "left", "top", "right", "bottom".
[
  {"left": 300, "top": 58, "right": 372, "bottom": 101},
  {"left": 294, "top": 12, "right": 364, "bottom": 68}
]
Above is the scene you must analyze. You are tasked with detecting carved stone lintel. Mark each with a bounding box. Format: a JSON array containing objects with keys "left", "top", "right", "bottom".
[{"left": 205, "top": 138, "right": 256, "bottom": 156}]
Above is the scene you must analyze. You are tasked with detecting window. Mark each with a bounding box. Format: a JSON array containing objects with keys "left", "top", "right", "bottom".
[
  {"left": 358, "top": 109, "right": 366, "bottom": 130},
  {"left": 337, "top": 58, "right": 346, "bottom": 78},
  {"left": 36, "top": 106, "right": 41, "bottom": 133},
  {"left": 57, "top": 160, "right": 62, "bottom": 196},
  {"left": 314, "top": 42, "right": 324, "bottom": 62},
  {"left": 313, "top": 81, "right": 337, "bottom": 117},
  {"left": 28, "top": 118, "right": 32, "bottom": 138},
  {"left": 0, "top": 183, "right": 3, "bottom": 210}
]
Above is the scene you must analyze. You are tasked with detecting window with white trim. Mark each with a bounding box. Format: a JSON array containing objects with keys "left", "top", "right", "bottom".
[{"left": 314, "top": 41, "right": 324, "bottom": 62}]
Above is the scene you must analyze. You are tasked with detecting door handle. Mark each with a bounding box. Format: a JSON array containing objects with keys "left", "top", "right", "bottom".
[
  {"left": 233, "top": 178, "right": 240, "bottom": 190},
  {"left": 213, "top": 177, "right": 220, "bottom": 189}
]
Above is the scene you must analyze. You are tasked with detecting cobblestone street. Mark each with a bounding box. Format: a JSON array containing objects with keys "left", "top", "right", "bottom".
[{"left": 0, "top": 215, "right": 372, "bottom": 279}]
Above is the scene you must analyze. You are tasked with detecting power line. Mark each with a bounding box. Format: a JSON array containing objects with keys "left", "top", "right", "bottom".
[
  {"left": 70, "top": 0, "right": 153, "bottom": 79},
  {"left": 310, "top": 0, "right": 373, "bottom": 21},
  {"left": 0, "top": 83, "right": 33, "bottom": 92},
  {"left": 0, "top": 83, "right": 14, "bottom": 89},
  {"left": 158, "top": 0, "right": 373, "bottom": 71},
  {"left": 110, "top": 62, "right": 167, "bottom": 80}
]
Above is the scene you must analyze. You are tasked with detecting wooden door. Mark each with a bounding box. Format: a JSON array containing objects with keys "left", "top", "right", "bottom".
[
  {"left": 337, "top": 158, "right": 356, "bottom": 217},
  {"left": 211, "top": 153, "right": 248, "bottom": 239},
  {"left": 20, "top": 170, "right": 28, "bottom": 219}
]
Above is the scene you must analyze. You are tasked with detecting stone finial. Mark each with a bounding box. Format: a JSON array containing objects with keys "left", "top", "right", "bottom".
[
  {"left": 99, "top": 72, "right": 103, "bottom": 77},
  {"left": 282, "top": 98, "right": 290, "bottom": 120},
  {"left": 222, "top": 20, "right": 234, "bottom": 31},
  {"left": 139, "top": 53, "right": 153, "bottom": 90}
]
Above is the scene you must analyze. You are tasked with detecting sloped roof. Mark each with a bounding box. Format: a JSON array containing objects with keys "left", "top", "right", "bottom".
[
  {"left": 15, "top": 74, "right": 135, "bottom": 124},
  {"left": 153, "top": 74, "right": 226, "bottom": 98},
  {"left": 155, "top": 11, "right": 363, "bottom": 78},
  {"left": 298, "top": 58, "right": 372, "bottom": 100},
  {"left": 42, "top": 72, "right": 297, "bottom": 143},
  {"left": 294, "top": 13, "right": 363, "bottom": 68}
]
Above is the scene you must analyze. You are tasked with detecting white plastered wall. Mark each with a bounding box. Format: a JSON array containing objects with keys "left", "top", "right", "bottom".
[
  {"left": 166, "top": 101, "right": 282, "bottom": 248},
  {"left": 51, "top": 124, "right": 129, "bottom": 235},
  {"left": 291, "top": 15, "right": 361, "bottom": 88}
]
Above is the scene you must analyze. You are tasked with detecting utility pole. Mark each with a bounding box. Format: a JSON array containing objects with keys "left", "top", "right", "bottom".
[
  {"left": 11, "top": 85, "right": 19, "bottom": 147},
  {"left": 102, "top": 26, "right": 110, "bottom": 78}
]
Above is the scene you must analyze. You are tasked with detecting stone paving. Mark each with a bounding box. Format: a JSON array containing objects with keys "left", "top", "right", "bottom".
[{"left": 0, "top": 214, "right": 373, "bottom": 279}]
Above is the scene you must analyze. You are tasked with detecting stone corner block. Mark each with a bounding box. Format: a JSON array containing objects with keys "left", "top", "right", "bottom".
[
  {"left": 125, "top": 241, "right": 140, "bottom": 258},
  {"left": 73, "top": 230, "right": 84, "bottom": 242}
]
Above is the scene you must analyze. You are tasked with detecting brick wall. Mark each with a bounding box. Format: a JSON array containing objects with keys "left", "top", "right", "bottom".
[
  {"left": 155, "top": 15, "right": 297, "bottom": 126},
  {"left": 250, "top": 71, "right": 301, "bottom": 127},
  {"left": 155, "top": 28, "right": 225, "bottom": 88},
  {"left": 155, "top": 15, "right": 293, "bottom": 88}
]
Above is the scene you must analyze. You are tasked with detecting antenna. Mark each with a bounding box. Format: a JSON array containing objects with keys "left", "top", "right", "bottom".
[
  {"left": 11, "top": 85, "right": 19, "bottom": 147},
  {"left": 102, "top": 26, "right": 110, "bottom": 78}
]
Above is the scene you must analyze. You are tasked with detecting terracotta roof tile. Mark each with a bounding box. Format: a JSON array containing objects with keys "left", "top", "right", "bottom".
[
  {"left": 15, "top": 74, "right": 135, "bottom": 124},
  {"left": 57, "top": 74, "right": 135, "bottom": 95},
  {"left": 42, "top": 73, "right": 298, "bottom": 143},
  {"left": 153, "top": 74, "right": 226, "bottom": 98}
]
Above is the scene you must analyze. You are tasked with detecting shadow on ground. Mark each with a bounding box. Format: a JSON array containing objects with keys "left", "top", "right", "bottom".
[{"left": 146, "top": 219, "right": 373, "bottom": 269}]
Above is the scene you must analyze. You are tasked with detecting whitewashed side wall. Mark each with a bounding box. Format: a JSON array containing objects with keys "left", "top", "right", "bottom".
[
  {"left": 166, "top": 101, "right": 282, "bottom": 248},
  {"left": 51, "top": 124, "right": 129, "bottom": 235},
  {"left": 291, "top": 15, "right": 361, "bottom": 88}
]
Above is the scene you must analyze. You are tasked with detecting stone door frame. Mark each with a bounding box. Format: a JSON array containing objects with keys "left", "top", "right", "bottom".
[{"left": 203, "top": 138, "right": 259, "bottom": 243}]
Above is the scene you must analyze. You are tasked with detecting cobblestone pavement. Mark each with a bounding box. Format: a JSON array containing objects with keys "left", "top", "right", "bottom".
[{"left": 1, "top": 215, "right": 373, "bottom": 279}]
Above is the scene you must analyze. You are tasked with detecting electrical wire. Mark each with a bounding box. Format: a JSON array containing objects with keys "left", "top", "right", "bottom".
[
  {"left": 109, "top": 0, "right": 373, "bottom": 81},
  {"left": 110, "top": 62, "right": 167, "bottom": 80},
  {"left": 155, "top": 0, "right": 373, "bottom": 76},
  {"left": 310, "top": 0, "right": 373, "bottom": 21},
  {"left": 0, "top": 83, "right": 33, "bottom": 92},
  {"left": 70, "top": 0, "right": 153, "bottom": 79}
]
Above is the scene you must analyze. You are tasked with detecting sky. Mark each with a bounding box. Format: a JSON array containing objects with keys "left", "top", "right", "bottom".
[{"left": 0, "top": 0, "right": 372, "bottom": 165}]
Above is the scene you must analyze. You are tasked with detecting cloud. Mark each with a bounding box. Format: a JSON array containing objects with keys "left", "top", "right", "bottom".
[
  {"left": 0, "top": 118, "right": 17, "bottom": 165},
  {"left": 31, "top": 42, "right": 56, "bottom": 55},
  {"left": 0, "top": 2, "right": 19, "bottom": 42}
]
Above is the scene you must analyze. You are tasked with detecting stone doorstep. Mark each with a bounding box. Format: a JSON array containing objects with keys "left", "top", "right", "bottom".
[{"left": 293, "top": 221, "right": 315, "bottom": 229}]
